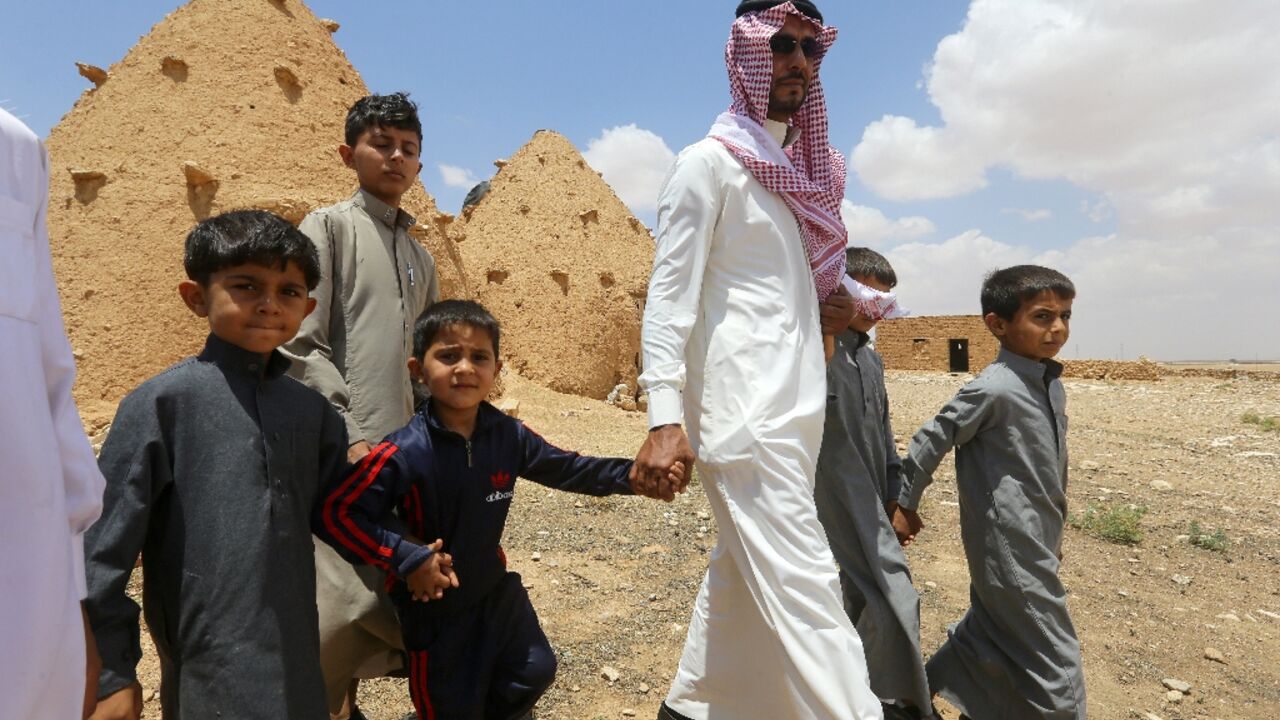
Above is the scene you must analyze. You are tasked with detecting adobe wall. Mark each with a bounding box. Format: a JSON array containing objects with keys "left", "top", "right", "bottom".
[{"left": 876, "top": 315, "right": 1000, "bottom": 372}]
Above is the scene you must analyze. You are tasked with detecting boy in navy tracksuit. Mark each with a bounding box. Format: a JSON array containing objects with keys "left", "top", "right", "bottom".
[{"left": 315, "top": 300, "right": 680, "bottom": 719}]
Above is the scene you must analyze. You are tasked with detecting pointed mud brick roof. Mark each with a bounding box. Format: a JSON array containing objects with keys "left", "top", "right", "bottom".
[
  {"left": 45, "top": 0, "right": 465, "bottom": 411},
  {"left": 456, "top": 130, "right": 654, "bottom": 400}
]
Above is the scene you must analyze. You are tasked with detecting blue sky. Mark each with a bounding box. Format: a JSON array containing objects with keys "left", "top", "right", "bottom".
[{"left": 3, "top": 1, "right": 1277, "bottom": 361}]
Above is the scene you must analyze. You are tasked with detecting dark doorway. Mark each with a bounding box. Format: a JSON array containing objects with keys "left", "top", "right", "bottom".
[{"left": 949, "top": 339, "right": 970, "bottom": 373}]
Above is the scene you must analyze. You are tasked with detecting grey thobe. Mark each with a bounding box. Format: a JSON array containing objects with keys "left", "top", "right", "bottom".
[
  {"left": 281, "top": 189, "right": 439, "bottom": 708},
  {"left": 85, "top": 335, "right": 348, "bottom": 719},
  {"left": 898, "top": 348, "right": 1086, "bottom": 720},
  {"left": 814, "top": 330, "right": 930, "bottom": 710}
]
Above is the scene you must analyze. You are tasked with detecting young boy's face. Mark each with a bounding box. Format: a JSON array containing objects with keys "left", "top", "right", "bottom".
[
  {"left": 339, "top": 124, "right": 422, "bottom": 207},
  {"left": 178, "top": 261, "right": 316, "bottom": 356},
  {"left": 409, "top": 323, "right": 501, "bottom": 416},
  {"left": 986, "top": 290, "right": 1073, "bottom": 361},
  {"left": 849, "top": 274, "right": 892, "bottom": 334}
]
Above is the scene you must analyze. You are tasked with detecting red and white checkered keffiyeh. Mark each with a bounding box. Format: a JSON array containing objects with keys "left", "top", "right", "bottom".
[{"left": 710, "top": 2, "right": 846, "bottom": 301}]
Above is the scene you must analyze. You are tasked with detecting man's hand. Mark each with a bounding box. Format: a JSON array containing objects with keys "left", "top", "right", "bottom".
[
  {"left": 630, "top": 425, "right": 694, "bottom": 502},
  {"left": 888, "top": 501, "right": 924, "bottom": 547},
  {"left": 347, "top": 440, "right": 372, "bottom": 465},
  {"left": 818, "top": 284, "right": 856, "bottom": 335},
  {"left": 82, "top": 603, "right": 101, "bottom": 719},
  {"left": 406, "top": 539, "right": 459, "bottom": 602},
  {"left": 88, "top": 682, "right": 142, "bottom": 720}
]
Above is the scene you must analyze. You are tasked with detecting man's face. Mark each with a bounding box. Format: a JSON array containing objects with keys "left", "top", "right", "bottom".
[
  {"left": 767, "top": 14, "right": 820, "bottom": 122},
  {"left": 339, "top": 124, "right": 422, "bottom": 207}
]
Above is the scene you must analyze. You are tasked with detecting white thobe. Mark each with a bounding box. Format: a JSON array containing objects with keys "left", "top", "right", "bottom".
[
  {"left": 0, "top": 108, "right": 106, "bottom": 719},
  {"left": 641, "top": 124, "right": 882, "bottom": 720}
]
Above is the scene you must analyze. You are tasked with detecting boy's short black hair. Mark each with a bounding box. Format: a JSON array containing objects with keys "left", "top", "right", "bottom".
[
  {"left": 981, "top": 265, "right": 1076, "bottom": 320},
  {"left": 344, "top": 92, "right": 422, "bottom": 147},
  {"left": 413, "top": 300, "right": 501, "bottom": 359},
  {"left": 845, "top": 247, "right": 897, "bottom": 288},
  {"left": 184, "top": 209, "right": 321, "bottom": 289}
]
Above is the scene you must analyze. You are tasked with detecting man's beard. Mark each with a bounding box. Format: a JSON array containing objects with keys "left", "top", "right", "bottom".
[{"left": 768, "top": 76, "right": 809, "bottom": 117}]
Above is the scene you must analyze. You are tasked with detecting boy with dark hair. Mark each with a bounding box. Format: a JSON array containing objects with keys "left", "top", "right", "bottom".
[
  {"left": 316, "top": 300, "right": 676, "bottom": 720},
  {"left": 85, "top": 210, "right": 348, "bottom": 720},
  {"left": 896, "top": 264, "right": 1086, "bottom": 719},
  {"left": 280, "top": 91, "right": 440, "bottom": 717},
  {"left": 814, "top": 248, "right": 932, "bottom": 719}
]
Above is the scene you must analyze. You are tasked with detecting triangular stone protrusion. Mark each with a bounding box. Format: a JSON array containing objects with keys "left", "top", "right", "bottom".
[
  {"left": 76, "top": 62, "right": 109, "bottom": 87},
  {"left": 457, "top": 130, "right": 654, "bottom": 400},
  {"left": 46, "top": 0, "right": 466, "bottom": 408}
]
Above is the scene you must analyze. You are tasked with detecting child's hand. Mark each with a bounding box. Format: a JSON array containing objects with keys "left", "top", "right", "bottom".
[
  {"left": 406, "top": 539, "right": 460, "bottom": 602},
  {"left": 88, "top": 682, "right": 143, "bottom": 720},
  {"left": 888, "top": 502, "right": 924, "bottom": 546},
  {"left": 665, "top": 461, "right": 688, "bottom": 491}
]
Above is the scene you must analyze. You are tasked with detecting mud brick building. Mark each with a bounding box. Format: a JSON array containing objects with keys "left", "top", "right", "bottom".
[{"left": 875, "top": 315, "right": 1000, "bottom": 373}]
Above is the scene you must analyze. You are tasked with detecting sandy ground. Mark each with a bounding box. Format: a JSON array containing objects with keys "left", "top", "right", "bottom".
[{"left": 118, "top": 370, "right": 1279, "bottom": 719}]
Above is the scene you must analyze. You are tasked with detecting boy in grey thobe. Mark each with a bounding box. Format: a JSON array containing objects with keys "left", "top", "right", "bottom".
[
  {"left": 897, "top": 265, "right": 1085, "bottom": 720},
  {"left": 814, "top": 251, "right": 931, "bottom": 716}
]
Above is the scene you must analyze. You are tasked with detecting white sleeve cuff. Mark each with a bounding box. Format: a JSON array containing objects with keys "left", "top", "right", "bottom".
[
  {"left": 70, "top": 531, "right": 88, "bottom": 599},
  {"left": 646, "top": 388, "right": 684, "bottom": 429}
]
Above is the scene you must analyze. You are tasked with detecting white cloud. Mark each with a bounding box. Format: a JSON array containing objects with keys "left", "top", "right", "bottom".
[
  {"left": 583, "top": 124, "right": 676, "bottom": 214},
  {"left": 438, "top": 163, "right": 480, "bottom": 190},
  {"left": 1000, "top": 208, "right": 1052, "bottom": 222},
  {"left": 884, "top": 227, "right": 1280, "bottom": 360},
  {"left": 852, "top": 0, "right": 1280, "bottom": 234},
  {"left": 841, "top": 201, "right": 936, "bottom": 247},
  {"left": 851, "top": 0, "right": 1280, "bottom": 360}
]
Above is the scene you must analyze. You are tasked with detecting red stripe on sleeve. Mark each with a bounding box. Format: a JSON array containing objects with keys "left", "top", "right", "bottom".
[{"left": 321, "top": 442, "right": 398, "bottom": 567}]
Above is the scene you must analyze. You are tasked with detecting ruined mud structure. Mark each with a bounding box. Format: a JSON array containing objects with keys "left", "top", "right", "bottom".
[
  {"left": 44, "top": 0, "right": 649, "bottom": 415},
  {"left": 456, "top": 131, "right": 652, "bottom": 400},
  {"left": 876, "top": 315, "right": 1001, "bottom": 373}
]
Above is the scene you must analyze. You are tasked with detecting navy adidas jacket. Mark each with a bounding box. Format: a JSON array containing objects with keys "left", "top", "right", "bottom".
[{"left": 315, "top": 400, "right": 633, "bottom": 616}]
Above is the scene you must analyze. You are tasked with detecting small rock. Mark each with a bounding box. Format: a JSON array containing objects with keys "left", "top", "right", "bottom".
[
  {"left": 1149, "top": 479, "right": 1173, "bottom": 491},
  {"left": 1079, "top": 460, "right": 1101, "bottom": 471},
  {"left": 494, "top": 158, "right": 509, "bottom": 169},
  {"left": 1215, "top": 613, "right": 1240, "bottom": 622},
  {"left": 1204, "top": 647, "right": 1227, "bottom": 664},
  {"left": 1164, "top": 690, "right": 1183, "bottom": 703},
  {"left": 1117, "top": 590, "right": 1129, "bottom": 598},
  {"left": 570, "top": 685, "right": 581, "bottom": 692},
  {"left": 638, "top": 395, "right": 649, "bottom": 412},
  {"left": 1161, "top": 678, "right": 1191, "bottom": 694},
  {"left": 639, "top": 682, "right": 651, "bottom": 694},
  {"left": 620, "top": 397, "right": 637, "bottom": 412},
  {"left": 1258, "top": 609, "right": 1280, "bottom": 621},
  {"left": 924, "top": 581, "right": 938, "bottom": 590},
  {"left": 76, "top": 61, "right": 108, "bottom": 87},
  {"left": 648, "top": 593, "right": 658, "bottom": 602},
  {"left": 601, "top": 665, "right": 621, "bottom": 683},
  {"left": 579, "top": 209, "right": 599, "bottom": 224},
  {"left": 1170, "top": 574, "right": 1193, "bottom": 586},
  {"left": 696, "top": 510, "right": 710, "bottom": 521},
  {"left": 319, "top": 17, "right": 340, "bottom": 32},
  {"left": 531, "top": 552, "right": 541, "bottom": 562},
  {"left": 622, "top": 710, "right": 636, "bottom": 718}
]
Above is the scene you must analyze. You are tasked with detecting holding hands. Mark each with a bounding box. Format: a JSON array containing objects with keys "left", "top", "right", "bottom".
[
  {"left": 887, "top": 501, "right": 924, "bottom": 547},
  {"left": 630, "top": 424, "right": 693, "bottom": 501},
  {"left": 406, "top": 539, "right": 459, "bottom": 602}
]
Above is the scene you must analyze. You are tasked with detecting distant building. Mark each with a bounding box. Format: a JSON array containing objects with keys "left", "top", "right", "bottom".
[{"left": 875, "top": 315, "right": 1000, "bottom": 373}]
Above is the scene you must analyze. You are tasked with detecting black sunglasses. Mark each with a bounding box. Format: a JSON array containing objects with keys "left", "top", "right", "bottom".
[{"left": 770, "top": 33, "right": 824, "bottom": 59}]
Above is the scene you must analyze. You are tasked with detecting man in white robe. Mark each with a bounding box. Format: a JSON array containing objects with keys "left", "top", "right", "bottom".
[
  {"left": 0, "top": 107, "right": 106, "bottom": 719},
  {"left": 631, "top": 3, "right": 882, "bottom": 718}
]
